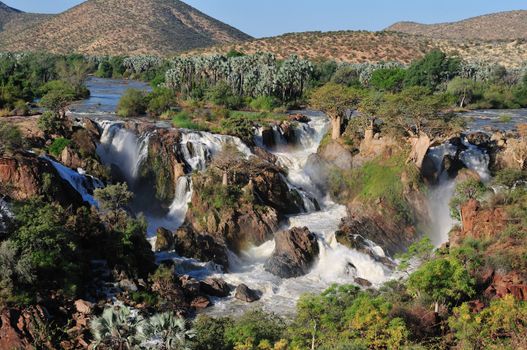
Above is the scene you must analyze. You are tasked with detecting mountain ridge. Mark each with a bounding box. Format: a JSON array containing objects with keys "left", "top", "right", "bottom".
[
  {"left": 0, "top": 0, "right": 251, "bottom": 56},
  {"left": 386, "top": 10, "right": 527, "bottom": 41}
]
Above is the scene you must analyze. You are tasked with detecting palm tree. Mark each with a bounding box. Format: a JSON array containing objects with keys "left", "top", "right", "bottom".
[
  {"left": 90, "top": 306, "right": 141, "bottom": 350},
  {"left": 135, "top": 312, "right": 196, "bottom": 350}
]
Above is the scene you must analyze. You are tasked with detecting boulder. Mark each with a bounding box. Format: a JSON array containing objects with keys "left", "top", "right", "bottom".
[
  {"left": 74, "top": 299, "right": 93, "bottom": 315},
  {"left": 200, "top": 278, "right": 231, "bottom": 297},
  {"left": 190, "top": 296, "right": 211, "bottom": 309},
  {"left": 288, "top": 114, "right": 310, "bottom": 123},
  {"left": 235, "top": 284, "right": 261, "bottom": 303},
  {"left": 319, "top": 140, "right": 353, "bottom": 170},
  {"left": 264, "top": 227, "right": 319, "bottom": 278},
  {"left": 354, "top": 277, "right": 372, "bottom": 288},
  {"left": 0, "top": 306, "right": 51, "bottom": 349},
  {"left": 466, "top": 132, "right": 491, "bottom": 148},
  {"left": 174, "top": 225, "right": 230, "bottom": 269},
  {"left": 260, "top": 127, "right": 276, "bottom": 148},
  {"left": 155, "top": 227, "right": 174, "bottom": 252}
]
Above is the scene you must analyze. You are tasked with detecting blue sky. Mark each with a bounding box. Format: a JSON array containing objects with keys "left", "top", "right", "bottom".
[{"left": 4, "top": 0, "right": 526, "bottom": 38}]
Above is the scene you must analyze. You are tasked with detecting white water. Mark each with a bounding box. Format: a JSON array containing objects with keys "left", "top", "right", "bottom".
[
  {"left": 204, "top": 112, "right": 390, "bottom": 315},
  {"left": 97, "top": 121, "right": 150, "bottom": 183},
  {"left": 45, "top": 157, "right": 103, "bottom": 207},
  {"left": 426, "top": 136, "right": 491, "bottom": 246},
  {"left": 0, "top": 198, "right": 12, "bottom": 234}
]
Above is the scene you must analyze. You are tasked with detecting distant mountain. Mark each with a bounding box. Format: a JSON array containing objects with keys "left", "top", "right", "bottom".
[
  {"left": 0, "top": 0, "right": 251, "bottom": 56},
  {"left": 187, "top": 29, "right": 527, "bottom": 68},
  {"left": 386, "top": 10, "right": 527, "bottom": 41},
  {"left": 0, "top": 2, "right": 51, "bottom": 32}
]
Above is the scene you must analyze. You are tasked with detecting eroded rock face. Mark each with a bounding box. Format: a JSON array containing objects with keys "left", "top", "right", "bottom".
[
  {"left": 453, "top": 199, "right": 508, "bottom": 244},
  {"left": 264, "top": 227, "right": 319, "bottom": 278},
  {"left": 0, "top": 306, "right": 51, "bottom": 350},
  {"left": 174, "top": 225, "right": 230, "bottom": 269},
  {"left": 139, "top": 128, "right": 186, "bottom": 206},
  {"left": 0, "top": 152, "right": 83, "bottom": 208},
  {"left": 336, "top": 205, "right": 418, "bottom": 259},
  {"left": 484, "top": 271, "right": 527, "bottom": 301},
  {"left": 155, "top": 227, "right": 175, "bottom": 252}
]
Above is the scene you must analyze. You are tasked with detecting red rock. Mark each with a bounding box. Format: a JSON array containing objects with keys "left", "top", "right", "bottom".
[{"left": 190, "top": 296, "right": 211, "bottom": 309}]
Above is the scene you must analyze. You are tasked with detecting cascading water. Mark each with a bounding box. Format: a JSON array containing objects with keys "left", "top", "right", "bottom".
[
  {"left": 91, "top": 112, "right": 391, "bottom": 315},
  {"left": 0, "top": 198, "right": 12, "bottom": 235},
  {"left": 202, "top": 111, "right": 390, "bottom": 315},
  {"left": 45, "top": 157, "right": 103, "bottom": 207},
  {"left": 425, "top": 135, "right": 491, "bottom": 246},
  {"left": 97, "top": 121, "right": 150, "bottom": 183}
]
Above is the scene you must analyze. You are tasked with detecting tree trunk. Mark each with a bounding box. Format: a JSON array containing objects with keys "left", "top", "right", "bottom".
[
  {"left": 331, "top": 115, "right": 342, "bottom": 140},
  {"left": 222, "top": 171, "right": 228, "bottom": 186},
  {"left": 434, "top": 301, "right": 439, "bottom": 314},
  {"left": 311, "top": 320, "right": 317, "bottom": 350}
]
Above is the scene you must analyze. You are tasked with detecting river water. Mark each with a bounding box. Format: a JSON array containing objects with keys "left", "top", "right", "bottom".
[{"left": 56, "top": 78, "right": 502, "bottom": 315}]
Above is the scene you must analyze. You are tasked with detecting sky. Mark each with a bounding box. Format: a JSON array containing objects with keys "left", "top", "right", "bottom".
[{"left": 4, "top": 0, "right": 526, "bottom": 38}]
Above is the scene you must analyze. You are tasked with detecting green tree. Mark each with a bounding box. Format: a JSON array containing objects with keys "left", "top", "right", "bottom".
[
  {"left": 117, "top": 89, "right": 148, "bottom": 118},
  {"left": 449, "top": 179, "right": 486, "bottom": 221},
  {"left": 370, "top": 68, "right": 406, "bottom": 92},
  {"left": 310, "top": 83, "right": 363, "bottom": 139},
  {"left": 224, "top": 309, "right": 285, "bottom": 349},
  {"left": 94, "top": 183, "right": 133, "bottom": 227},
  {"left": 407, "top": 257, "right": 475, "bottom": 312},
  {"left": 447, "top": 77, "right": 478, "bottom": 108},
  {"left": 0, "top": 121, "right": 23, "bottom": 155},
  {"left": 405, "top": 50, "right": 460, "bottom": 90}
]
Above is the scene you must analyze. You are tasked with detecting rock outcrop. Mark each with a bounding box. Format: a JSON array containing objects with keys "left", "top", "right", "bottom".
[
  {"left": 264, "top": 227, "right": 319, "bottom": 278},
  {"left": 184, "top": 157, "right": 308, "bottom": 253},
  {"left": 155, "top": 227, "right": 175, "bottom": 252},
  {"left": 174, "top": 225, "right": 230, "bottom": 269},
  {"left": 318, "top": 140, "right": 353, "bottom": 170},
  {"left": 235, "top": 284, "right": 261, "bottom": 303},
  {"left": 0, "top": 306, "right": 52, "bottom": 349},
  {"left": 0, "top": 152, "right": 84, "bottom": 207},
  {"left": 200, "top": 278, "right": 232, "bottom": 297}
]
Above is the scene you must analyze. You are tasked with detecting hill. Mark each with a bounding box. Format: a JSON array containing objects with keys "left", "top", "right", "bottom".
[
  {"left": 387, "top": 10, "right": 527, "bottom": 41},
  {"left": 186, "top": 30, "right": 527, "bottom": 68},
  {"left": 0, "top": 2, "right": 51, "bottom": 33},
  {"left": 0, "top": 0, "right": 251, "bottom": 56}
]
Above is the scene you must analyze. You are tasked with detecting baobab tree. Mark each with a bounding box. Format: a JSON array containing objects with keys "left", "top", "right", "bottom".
[{"left": 310, "top": 83, "right": 362, "bottom": 139}]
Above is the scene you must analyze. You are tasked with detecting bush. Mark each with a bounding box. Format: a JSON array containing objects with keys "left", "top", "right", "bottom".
[
  {"left": 48, "top": 137, "right": 71, "bottom": 156},
  {"left": 0, "top": 121, "right": 23, "bottom": 155},
  {"left": 249, "top": 96, "right": 278, "bottom": 112},
  {"left": 147, "top": 87, "right": 176, "bottom": 116},
  {"left": 171, "top": 111, "right": 205, "bottom": 130},
  {"left": 38, "top": 111, "right": 65, "bottom": 135},
  {"left": 405, "top": 50, "right": 460, "bottom": 90},
  {"left": 116, "top": 88, "right": 147, "bottom": 118},
  {"left": 224, "top": 310, "right": 285, "bottom": 348},
  {"left": 206, "top": 82, "right": 242, "bottom": 109}
]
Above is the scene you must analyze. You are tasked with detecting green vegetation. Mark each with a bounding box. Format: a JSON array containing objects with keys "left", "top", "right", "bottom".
[
  {"left": 48, "top": 137, "right": 71, "bottom": 156},
  {"left": 0, "top": 121, "right": 23, "bottom": 155},
  {"left": 116, "top": 88, "right": 148, "bottom": 118}
]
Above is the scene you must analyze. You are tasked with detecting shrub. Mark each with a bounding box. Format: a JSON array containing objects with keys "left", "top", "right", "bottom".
[
  {"left": 224, "top": 310, "right": 285, "bottom": 348},
  {"left": 147, "top": 87, "right": 176, "bottom": 116},
  {"left": 206, "top": 82, "right": 242, "bottom": 109},
  {"left": 405, "top": 50, "right": 460, "bottom": 90},
  {"left": 249, "top": 96, "right": 278, "bottom": 112},
  {"left": 116, "top": 88, "right": 147, "bottom": 118},
  {"left": 0, "top": 121, "right": 23, "bottom": 155},
  {"left": 172, "top": 111, "right": 205, "bottom": 130},
  {"left": 38, "top": 111, "right": 65, "bottom": 135},
  {"left": 48, "top": 137, "right": 71, "bottom": 156}
]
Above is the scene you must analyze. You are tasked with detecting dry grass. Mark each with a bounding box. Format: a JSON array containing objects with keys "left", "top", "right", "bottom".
[
  {"left": 387, "top": 10, "right": 527, "bottom": 41},
  {"left": 187, "top": 31, "right": 527, "bottom": 68}
]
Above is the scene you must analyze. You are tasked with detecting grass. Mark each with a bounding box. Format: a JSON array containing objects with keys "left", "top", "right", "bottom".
[
  {"left": 48, "top": 137, "right": 71, "bottom": 156},
  {"left": 495, "top": 114, "right": 513, "bottom": 123},
  {"left": 330, "top": 153, "right": 418, "bottom": 223},
  {"left": 171, "top": 111, "right": 207, "bottom": 130}
]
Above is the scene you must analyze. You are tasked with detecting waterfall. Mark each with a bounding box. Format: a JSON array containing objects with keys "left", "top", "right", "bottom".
[
  {"left": 0, "top": 198, "right": 12, "bottom": 235},
  {"left": 425, "top": 136, "right": 491, "bottom": 246},
  {"left": 45, "top": 157, "right": 103, "bottom": 207},
  {"left": 200, "top": 112, "right": 391, "bottom": 316},
  {"left": 97, "top": 121, "right": 150, "bottom": 182},
  {"left": 179, "top": 130, "right": 252, "bottom": 171}
]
